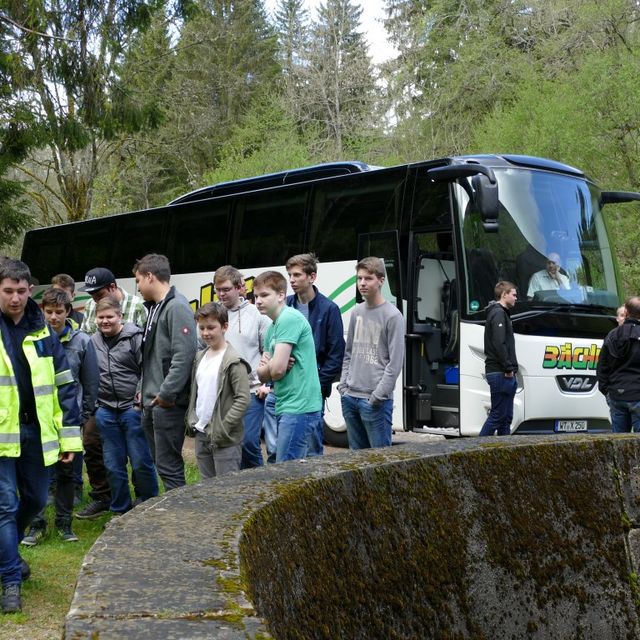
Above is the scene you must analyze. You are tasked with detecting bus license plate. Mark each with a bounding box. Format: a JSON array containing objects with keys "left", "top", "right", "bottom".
[{"left": 555, "top": 419, "right": 587, "bottom": 433}]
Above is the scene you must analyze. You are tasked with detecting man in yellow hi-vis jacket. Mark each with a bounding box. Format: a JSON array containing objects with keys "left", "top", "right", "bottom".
[{"left": 0, "top": 260, "right": 82, "bottom": 614}]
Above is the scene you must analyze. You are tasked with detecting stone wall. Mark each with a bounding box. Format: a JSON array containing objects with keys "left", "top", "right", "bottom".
[{"left": 65, "top": 436, "right": 640, "bottom": 639}]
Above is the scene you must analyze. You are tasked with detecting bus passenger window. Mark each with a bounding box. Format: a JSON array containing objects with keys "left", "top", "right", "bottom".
[
  {"left": 169, "top": 202, "right": 228, "bottom": 275},
  {"left": 229, "top": 188, "right": 307, "bottom": 269}
]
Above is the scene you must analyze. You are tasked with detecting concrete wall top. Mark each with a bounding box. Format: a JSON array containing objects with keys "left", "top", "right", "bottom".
[{"left": 64, "top": 435, "right": 640, "bottom": 639}]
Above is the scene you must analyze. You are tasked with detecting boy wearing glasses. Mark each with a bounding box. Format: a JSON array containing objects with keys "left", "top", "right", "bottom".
[{"left": 213, "top": 266, "right": 271, "bottom": 468}]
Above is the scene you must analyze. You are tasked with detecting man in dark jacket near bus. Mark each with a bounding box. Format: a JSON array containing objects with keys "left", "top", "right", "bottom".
[
  {"left": 597, "top": 296, "right": 640, "bottom": 433},
  {"left": 286, "top": 253, "right": 345, "bottom": 456},
  {"left": 479, "top": 281, "right": 519, "bottom": 436}
]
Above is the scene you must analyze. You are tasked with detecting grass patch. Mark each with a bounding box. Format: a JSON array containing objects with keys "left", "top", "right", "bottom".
[{"left": 0, "top": 457, "right": 201, "bottom": 640}]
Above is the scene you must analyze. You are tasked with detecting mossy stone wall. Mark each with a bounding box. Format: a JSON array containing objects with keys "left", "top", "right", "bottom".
[{"left": 65, "top": 436, "right": 640, "bottom": 639}]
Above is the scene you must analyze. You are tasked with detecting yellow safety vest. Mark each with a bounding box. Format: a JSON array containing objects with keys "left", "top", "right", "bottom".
[{"left": 0, "top": 324, "right": 82, "bottom": 466}]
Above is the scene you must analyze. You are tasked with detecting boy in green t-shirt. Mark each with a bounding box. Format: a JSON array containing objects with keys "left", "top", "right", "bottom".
[{"left": 255, "top": 271, "right": 322, "bottom": 462}]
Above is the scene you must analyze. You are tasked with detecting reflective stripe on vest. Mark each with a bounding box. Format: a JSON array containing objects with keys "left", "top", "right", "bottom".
[
  {"left": 60, "top": 426, "right": 81, "bottom": 439},
  {"left": 55, "top": 370, "right": 74, "bottom": 386},
  {"left": 0, "top": 433, "right": 20, "bottom": 444},
  {"left": 0, "top": 375, "right": 17, "bottom": 386}
]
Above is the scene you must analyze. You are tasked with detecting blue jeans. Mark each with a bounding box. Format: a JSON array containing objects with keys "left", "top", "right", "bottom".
[
  {"left": 608, "top": 397, "right": 640, "bottom": 433},
  {"left": 341, "top": 395, "right": 393, "bottom": 449},
  {"left": 263, "top": 392, "right": 277, "bottom": 464},
  {"left": 241, "top": 394, "right": 265, "bottom": 469},
  {"left": 479, "top": 372, "right": 518, "bottom": 436},
  {"left": 96, "top": 407, "right": 158, "bottom": 513},
  {"left": 0, "top": 423, "right": 50, "bottom": 586},
  {"left": 276, "top": 412, "right": 321, "bottom": 462},
  {"left": 306, "top": 402, "right": 325, "bottom": 458}
]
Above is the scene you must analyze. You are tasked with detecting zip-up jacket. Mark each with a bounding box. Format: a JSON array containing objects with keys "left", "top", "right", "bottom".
[
  {"left": 483, "top": 300, "right": 518, "bottom": 374},
  {"left": 141, "top": 286, "right": 197, "bottom": 408},
  {"left": 185, "top": 343, "right": 251, "bottom": 449},
  {"left": 0, "top": 298, "right": 82, "bottom": 464},
  {"left": 59, "top": 319, "right": 99, "bottom": 423},
  {"left": 597, "top": 318, "right": 640, "bottom": 401},
  {"left": 286, "top": 286, "right": 345, "bottom": 397},
  {"left": 92, "top": 322, "right": 143, "bottom": 410}
]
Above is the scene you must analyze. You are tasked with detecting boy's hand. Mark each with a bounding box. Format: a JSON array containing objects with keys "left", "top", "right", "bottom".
[
  {"left": 59, "top": 451, "right": 75, "bottom": 463},
  {"left": 152, "top": 395, "right": 174, "bottom": 408},
  {"left": 257, "top": 384, "right": 271, "bottom": 399},
  {"left": 259, "top": 352, "right": 272, "bottom": 367},
  {"left": 287, "top": 357, "right": 296, "bottom": 372}
]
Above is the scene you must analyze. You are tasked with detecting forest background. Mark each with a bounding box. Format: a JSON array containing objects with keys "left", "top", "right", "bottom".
[{"left": 1, "top": 0, "right": 639, "bottom": 295}]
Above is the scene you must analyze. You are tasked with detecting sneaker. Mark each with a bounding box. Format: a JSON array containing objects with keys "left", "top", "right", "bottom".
[
  {"left": 21, "top": 524, "right": 46, "bottom": 546},
  {"left": 20, "top": 557, "right": 30, "bottom": 581},
  {"left": 75, "top": 500, "right": 110, "bottom": 520},
  {"left": 58, "top": 522, "right": 79, "bottom": 543},
  {"left": 1, "top": 584, "right": 21, "bottom": 614}
]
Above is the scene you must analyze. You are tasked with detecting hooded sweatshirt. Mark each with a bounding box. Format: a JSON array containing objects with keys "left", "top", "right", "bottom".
[{"left": 225, "top": 299, "right": 271, "bottom": 393}]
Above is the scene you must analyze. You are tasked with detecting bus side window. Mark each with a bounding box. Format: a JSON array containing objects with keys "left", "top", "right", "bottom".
[
  {"left": 309, "top": 170, "right": 405, "bottom": 263},
  {"left": 228, "top": 188, "right": 306, "bottom": 269},
  {"left": 112, "top": 210, "right": 169, "bottom": 277},
  {"left": 168, "top": 201, "right": 229, "bottom": 274}
]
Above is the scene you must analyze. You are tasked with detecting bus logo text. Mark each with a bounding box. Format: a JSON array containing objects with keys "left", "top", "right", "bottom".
[{"left": 543, "top": 343, "right": 600, "bottom": 370}]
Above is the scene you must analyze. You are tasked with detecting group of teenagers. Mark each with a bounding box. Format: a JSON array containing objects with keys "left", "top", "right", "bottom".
[{"left": 0, "top": 252, "right": 404, "bottom": 613}]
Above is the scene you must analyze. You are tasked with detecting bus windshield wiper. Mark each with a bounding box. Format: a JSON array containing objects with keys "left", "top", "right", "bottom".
[{"left": 511, "top": 303, "right": 614, "bottom": 323}]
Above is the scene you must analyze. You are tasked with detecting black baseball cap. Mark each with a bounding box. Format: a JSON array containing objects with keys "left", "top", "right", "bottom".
[{"left": 82, "top": 267, "right": 116, "bottom": 293}]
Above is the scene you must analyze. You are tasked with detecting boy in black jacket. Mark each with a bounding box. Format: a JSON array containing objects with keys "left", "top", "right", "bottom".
[{"left": 479, "top": 281, "right": 518, "bottom": 436}]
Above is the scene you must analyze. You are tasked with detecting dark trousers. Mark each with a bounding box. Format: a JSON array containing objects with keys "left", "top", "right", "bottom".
[
  {"left": 142, "top": 404, "right": 186, "bottom": 491},
  {"left": 30, "top": 458, "right": 75, "bottom": 528},
  {"left": 82, "top": 416, "right": 111, "bottom": 502},
  {"left": 479, "top": 372, "right": 518, "bottom": 436}
]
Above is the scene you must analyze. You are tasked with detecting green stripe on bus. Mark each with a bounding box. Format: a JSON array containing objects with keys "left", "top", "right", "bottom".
[
  {"left": 329, "top": 276, "right": 357, "bottom": 301},
  {"left": 340, "top": 298, "right": 357, "bottom": 314}
]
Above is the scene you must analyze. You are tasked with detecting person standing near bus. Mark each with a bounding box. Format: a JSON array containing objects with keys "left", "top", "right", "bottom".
[
  {"left": 255, "top": 271, "right": 322, "bottom": 462},
  {"left": 286, "top": 253, "right": 345, "bottom": 456},
  {"left": 76, "top": 267, "right": 147, "bottom": 519},
  {"left": 21, "top": 288, "right": 98, "bottom": 546},
  {"left": 0, "top": 260, "right": 82, "bottom": 614},
  {"left": 92, "top": 296, "right": 159, "bottom": 512},
  {"left": 479, "top": 281, "right": 519, "bottom": 437},
  {"left": 213, "top": 266, "right": 271, "bottom": 468},
  {"left": 338, "top": 257, "right": 404, "bottom": 450},
  {"left": 597, "top": 297, "right": 640, "bottom": 433},
  {"left": 80, "top": 267, "right": 147, "bottom": 335},
  {"left": 134, "top": 254, "right": 197, "bottom": 490},
  {"left": 51, "top": 273, "right": 84, "bottom": 326}
]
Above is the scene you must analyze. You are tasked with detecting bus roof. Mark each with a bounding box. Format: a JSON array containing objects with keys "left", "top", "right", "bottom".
[{"left": 169, "top": 161, "right": 375, "bottom": 205}]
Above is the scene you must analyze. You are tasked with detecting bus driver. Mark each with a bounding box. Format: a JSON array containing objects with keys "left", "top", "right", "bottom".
[{"left": 527, "top": 252, "right": 569, "bottom": 300}]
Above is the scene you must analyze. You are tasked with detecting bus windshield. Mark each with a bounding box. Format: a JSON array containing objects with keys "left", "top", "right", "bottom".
[{"left": 458, "top": 168, "right": 620, "bottom": 318}]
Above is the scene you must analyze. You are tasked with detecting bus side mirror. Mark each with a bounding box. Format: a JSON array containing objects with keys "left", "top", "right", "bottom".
[
  {"left": 472, "top": 174, "right": 499, "bottom": 232},
  {"left": 600, "top": 191, "right": 640, "bottom": 205}
]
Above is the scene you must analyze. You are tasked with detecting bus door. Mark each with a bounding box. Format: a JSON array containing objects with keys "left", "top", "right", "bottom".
[{"left": 405, "top": 229, "right": 460, "bottom": 434}]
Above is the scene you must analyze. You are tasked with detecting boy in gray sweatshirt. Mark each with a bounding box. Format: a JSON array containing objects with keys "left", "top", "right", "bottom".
[
  {"left": 338, "top": 257, "right": 404, "bottom": 449},
  {"left": 213, "top": 266, "right": 271, "bottom": 468}
]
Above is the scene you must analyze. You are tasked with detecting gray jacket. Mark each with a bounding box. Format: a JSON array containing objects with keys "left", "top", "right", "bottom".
[
  {"left": 185, "top": 343, "right": 251, "bottom": 449},
  {"left": 92, "top": 322, "right": 143, "bottom": 411},
  {"left": 141, "top": 286, "right": 197, "bottom": 408},
  {"left": 59, "top": 319, "right": 99, "bottom": 423}
]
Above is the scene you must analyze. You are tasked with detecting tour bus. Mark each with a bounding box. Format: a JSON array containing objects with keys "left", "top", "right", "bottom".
[{"left": 21, "top": 154, "right": 640, "bottom": 445}]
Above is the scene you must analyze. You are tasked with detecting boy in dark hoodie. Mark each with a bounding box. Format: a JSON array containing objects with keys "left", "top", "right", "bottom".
[
  {"left": 479, "top": 281, "right": 519, "bottom": 436},
  {"left": 186, "top": 302, "right": 250, "bottom": 478}
]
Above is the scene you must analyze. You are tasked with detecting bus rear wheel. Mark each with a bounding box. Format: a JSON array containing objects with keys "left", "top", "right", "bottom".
[{"left": 323, "top": 422, "right": 349, "bottom": 448}]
